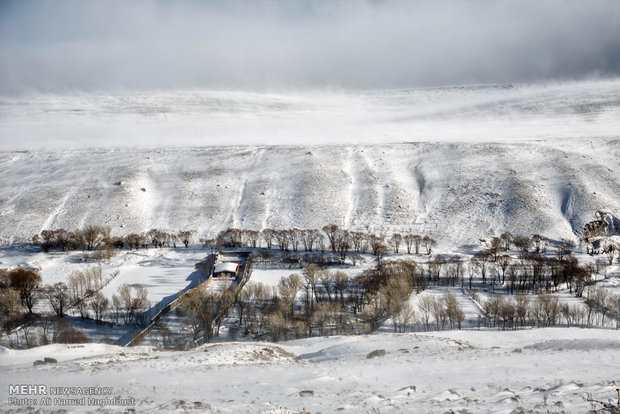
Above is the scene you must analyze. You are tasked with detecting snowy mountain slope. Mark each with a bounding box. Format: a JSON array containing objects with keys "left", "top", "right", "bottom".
[
  {"left": 1, "top": 329, "right": 619, "bottom": 413},
  {"left": 0, "top": 139, "right": 618, "bottom": 246},
  {"left": 1, "top": 79, "right": 619, "bottom": 246}
]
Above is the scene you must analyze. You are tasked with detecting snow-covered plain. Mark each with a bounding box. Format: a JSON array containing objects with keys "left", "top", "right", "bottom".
[
  {"left": 1, "top": 79, "right": 620, "bottom": 149},
  {"left": 1, "top": 328, "right": 619, "bottom": 413}
]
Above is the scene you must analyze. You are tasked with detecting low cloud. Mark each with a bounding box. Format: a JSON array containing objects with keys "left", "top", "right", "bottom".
[{"left": 1, "top": 0, "right": 619, "bottom": 95}]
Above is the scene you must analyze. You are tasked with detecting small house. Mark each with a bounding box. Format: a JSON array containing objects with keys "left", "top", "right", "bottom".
[{"left": 213, "top": 262, "right": 240, "bottom": 278}]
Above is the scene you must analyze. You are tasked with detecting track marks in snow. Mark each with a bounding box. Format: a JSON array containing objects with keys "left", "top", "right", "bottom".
[
  {"left": 345, "top": 148, "right": 382, "bottom": 229},
  {"left": 343, "top": 147, "right": 356, "bottom": 227},
  {"left": 1, "top": 140, "right": 619, "bottom": 245},
  {"left": 40, "top": 187, "right": 79, "bottom": 231},
  {"left": 231, "top": 147, "right": 268, "bottom": 229}
]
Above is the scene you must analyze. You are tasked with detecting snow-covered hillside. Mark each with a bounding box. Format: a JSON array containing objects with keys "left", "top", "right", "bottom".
[
  {"left": 0, "top": 79, "right": 619, "bottom": 246},
  {"left": 1, "top": 329, "right": 619, "bottom": 413},
  {"left": 0, "top": 139, "right": 618, "bottom": 247}
]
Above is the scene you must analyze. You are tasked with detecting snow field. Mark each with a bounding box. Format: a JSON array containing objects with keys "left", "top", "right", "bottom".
[{"left": 1, "top": 328, "right": 619, "bottom": 413}]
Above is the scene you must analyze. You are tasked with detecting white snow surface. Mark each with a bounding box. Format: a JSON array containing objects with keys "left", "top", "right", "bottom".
[
  {"left": 1, "top": 80, "right": 620, "bottom": 150},
  {"left": 1, "top": 79, "right": 619, "bottom": 247},
  {"left": 1, "top": 328, "right": 619, "bottom": 413},
  {"left": 0, "top": 138, "right": 618, "bottom": 248}
]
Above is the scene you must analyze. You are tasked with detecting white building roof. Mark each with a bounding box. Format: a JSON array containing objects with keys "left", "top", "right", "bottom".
[{"left": 214, "top": 262, "right": 240, "bottom": 274}]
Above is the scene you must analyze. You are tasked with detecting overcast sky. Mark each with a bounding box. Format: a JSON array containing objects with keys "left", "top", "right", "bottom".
[{"left": 1, "top": 0, "right": 620, "bottom": 95}]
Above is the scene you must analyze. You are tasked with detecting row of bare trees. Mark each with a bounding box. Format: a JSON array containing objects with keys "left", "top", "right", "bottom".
[
  {"left": 33, "top": 226, "right": 194, "bottom": 253},
  {"left": 31, "top": 224, "right": 445, "bottom": 266},
  {"left": 33, "top": 226, "right": 113, "bottom": 253},
  {"left": 213, "top": 225, "right": 438, "bottom": 258},
  {"left": 480, "top": 289, "right": 620, "bottom": 330}
]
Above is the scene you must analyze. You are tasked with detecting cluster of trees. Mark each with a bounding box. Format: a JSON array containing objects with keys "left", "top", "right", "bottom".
[
  {"left": 177, "top": 260, "right": 429, "bottom": 344},
  {"left": 3, "top": 315, "right": 91, "bottom": 348},
  {"left": 417, "top": 293, "right": 466, "bottom": 330},
  {"left": 1, "top": 263, "right": 149, "bottom": 341},
  {"left": 480, "top": 288, "right": 620, "bottom": 330},
  {"left": 46, "top": 272, "right": 149, "bottom": 327},
  {"left": 178, "top": 288, "right": 236, "bottom": 344},
  {"left": 214, "top": 225, "right": 438, "bottom": 259},
  {"left": 32, "top": 226, "right": 194, "bottom": 254},
  {"left": 33, "top": 226, "right": 114, "bottom": 254},
  {"left": 128, "top": 229, "right": 193, "bottom": 250},
  {"left": 420, "top": 234, "right": 594, "bottom": 297},
  {"left": 584, "top": 287, "right": 620, "bottom": 329},
  {"left": 107, "top": 284, "right": 150, "bottom": 326}
]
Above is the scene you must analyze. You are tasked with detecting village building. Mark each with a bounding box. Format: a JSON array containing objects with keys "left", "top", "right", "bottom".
[{"left": 213, "top": 262, "right": 240, "bottom": 278}]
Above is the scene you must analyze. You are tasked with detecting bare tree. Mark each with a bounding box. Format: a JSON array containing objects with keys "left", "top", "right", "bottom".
[
  {"left": 322, "top": 224, "right": 340, "bottom": 252},
  {"left": 350, "top": 231, "right": 367, "bottom": 253},
  {"left": 368, "top": 234, "right": 386, "bottom": 257},
  {"left": 472, "top": 250, "right": 492, "bottom": 285},
  {"left": 132, "top": 285, "right": 149, "bottom": 326},
  {"left": 417, "top": 295, "right": 434, "bottom": 331},
  {"left": 111, "top": 294, "right": 122, "bottom": 325},
  {"left": 443, "top": 292, "right": 465, "bottom": 329},
  {"left": 390, "top": 233, "right": 403, "bottom": 254},
  {"left": 394, "top": 302, "right": 415, "bottom": 333},
  {"left": 302, "top": 265, "right": 322, "bottom": 311},
  {"left": 278, "top": 274, "right": 302, "bottom": 320},
  {"left": 422, "top": 236, "right": 437, "bottom": 255},
  {"left": 262, "top": 229, "right": 276, "bottom": 249},
  {"left": 43, "top": 282, "right": 69, "bottom": 317},
  {"left": 403, "top": 234, "right": 415, "bottom": 254},
  {"left": 335, "top": 230, "right": 351, "bottom": 260},
  {"left": 513, "top": 235, "right": 531, "bottom": 258},
  {"left": 245, "top": 230, "right": 260, "bottom": 248},
  {"left": 125, "top": 233, "right": 142, "bottom": 250},
  {"left": 303, "top": 229, "right": 319, "bottom": 252},
  {"left": 497, "top": 254, "right": 512, "bottom": 284},
  {"left": 556, "top": 239, "right": 574, "bottom": 262},
  {"left": 89, "top": 291, "right": 109, "bottom": 323},
  {"left": 176, "top": 230, "right": 191, "bottom": 248},
  {"left": 274, "top": 229, "right": 290, "bottom": 251},
  {"left": 332, "top": 271, "right": 349, "bottom": 307},
  {"left": 83, "top": 225, "right": 103, "bottom": 250},
  {"left": 33, "top": 230, "right": 55, "bottom": 253},
  {"left": 0, "top": 283, "right": 21, "bottom": 333},
  {"left": 289, "top": 228, "right": 302, "bottom": 252},
  {"left": 487, "top": 237, "right": 503, "bottom": 261},
  {"left": 500, "top": 232, "right": 513, "bottom": 251},
  {"left": 9, "top": 268, "right": 41, "bottom": 315},
  {"left": 603, "top": 242, "right": 617, "bottom": 265},
  {"left": 361, "top": 291, "right": 388, "bottom": 332},
  {"left": 413, "top": 234, "right": 423, "bottom": 254}
]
